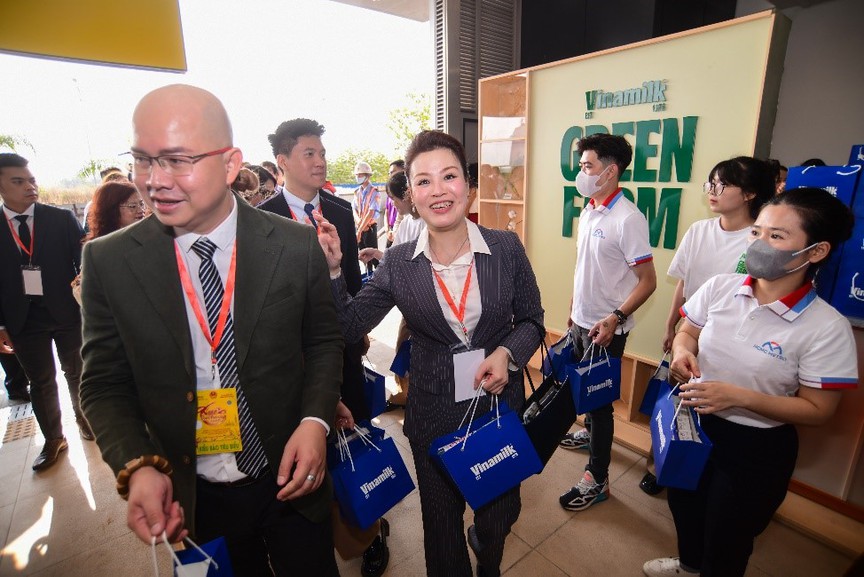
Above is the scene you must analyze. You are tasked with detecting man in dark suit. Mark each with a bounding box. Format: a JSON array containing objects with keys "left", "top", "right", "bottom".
[
  {"left": 258, "top": 119, "right": 390, "bottom": 576},
  {"left": 79, "top": 85, "right": 343, "bottom": 575},
  {"left": 258, "top": 119, "right": 368, "bottom": 418},
  {"left": 0, "top": 153, "right": 90, "bottom": 471}
]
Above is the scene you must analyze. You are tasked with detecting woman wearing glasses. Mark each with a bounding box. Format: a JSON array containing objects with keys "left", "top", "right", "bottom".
[
  {"left": 85, "top": 180, "right": 146, "bottom": 241},
  {"left": 74, "top": 181, "right": 146, "bottom": 304},
  {"left": 639, "top": 157, "right": 775, "bottom": 496},
  {"left": 643, "top": 188, "right": 857, "bottom": 576}
]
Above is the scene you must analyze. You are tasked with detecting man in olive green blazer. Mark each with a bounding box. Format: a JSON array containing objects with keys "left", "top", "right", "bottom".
[{"left": 79, "top": 85, "right": 343, "bottom": 576}]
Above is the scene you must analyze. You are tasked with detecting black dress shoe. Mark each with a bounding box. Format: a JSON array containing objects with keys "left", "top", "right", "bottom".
[
  {"left": 639, "top": 472, "right": 664, "bottom": 496},
  {"left": 76, "top": 417, "right": 95, "bottom": 441},
  {"left": 7, "top": 389, "right": 30, "bottom": 403},
  {"left": 361, "top": 517, "right": 390, "bottom": 577},
  {"left": 32, "top": 437, "right": 68, "bottom": 471}
]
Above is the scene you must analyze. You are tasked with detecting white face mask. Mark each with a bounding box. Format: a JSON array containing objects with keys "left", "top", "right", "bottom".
[
  {"left": 575, "top": 165, "right": 611, "bottom": 198},
  {"left": 356, "top": 175, "right": 368, "bottom": 185}
]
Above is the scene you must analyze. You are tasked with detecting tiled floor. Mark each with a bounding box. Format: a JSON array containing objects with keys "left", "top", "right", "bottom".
[{"left": 0, "top": 310, "right": 856, "bottom": 576}]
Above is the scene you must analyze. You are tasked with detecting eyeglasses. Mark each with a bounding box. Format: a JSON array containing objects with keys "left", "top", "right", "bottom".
[
  {"left": 703, "top": 181, "right": 730, "bottom": 196},
  {"left": 119, "top": 201, "right": 146, "bottom": 211},
  {"left": 123, "top": 147, "right": 232, "bottom": 177}
]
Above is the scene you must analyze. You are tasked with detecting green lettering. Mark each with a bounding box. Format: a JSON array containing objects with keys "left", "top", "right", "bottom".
[
  {"left": 636, "top": 187, "right": 681, "bottom": 249},
  {"left": 560, "top": 126, "right": 583, "bottom": 181},
  {"left": 633, "top": 120, "right": 661, "bottom": 182},
  {"left": 562, "top": 186, "right": 582, "bottom": 237},
  {"left": 612, "top": 122, "right": 635, "bottom": 182},
  {"left": 659, "top": 116, "right": 699, "bottom": 182}
]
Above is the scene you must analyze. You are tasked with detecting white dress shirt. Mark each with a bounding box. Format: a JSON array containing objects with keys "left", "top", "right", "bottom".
[{"left": 175, "top": 198, "right": 327, "bottom": 482}]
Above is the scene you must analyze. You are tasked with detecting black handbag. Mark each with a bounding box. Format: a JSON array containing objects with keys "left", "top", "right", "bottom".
[{"left": 518, "top": 322, "right": 578, "bottom": 468}]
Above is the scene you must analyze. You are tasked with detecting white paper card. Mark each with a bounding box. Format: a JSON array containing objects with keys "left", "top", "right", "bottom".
[
  {"left": 22, "top": 268, "right": 43, "bottom": 296},
  {"left": 453, "top": 349, "right": 486, "bottom": 403}
]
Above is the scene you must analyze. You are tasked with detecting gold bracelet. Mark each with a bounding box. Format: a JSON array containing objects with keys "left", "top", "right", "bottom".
[{"left": 116, "top": 455, "right": 173, "bottom": 500}]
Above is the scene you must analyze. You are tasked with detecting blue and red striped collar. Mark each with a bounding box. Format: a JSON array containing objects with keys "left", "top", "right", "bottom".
[
  {"left": 586, "top": 188, "right": 623, "bottom": 213},
  {"left": 736, "top": 276, "right": 817, "bottom": 321}
]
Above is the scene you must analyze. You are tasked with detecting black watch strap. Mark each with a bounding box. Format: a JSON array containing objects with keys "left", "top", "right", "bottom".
[{"left": 612, "top": 309, "right": 628, "bottom": 324}]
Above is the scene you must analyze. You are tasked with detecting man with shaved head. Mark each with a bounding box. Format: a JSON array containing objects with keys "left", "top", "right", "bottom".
[{"left": 79, "top": 84, "right": 343, "bottom": 575}]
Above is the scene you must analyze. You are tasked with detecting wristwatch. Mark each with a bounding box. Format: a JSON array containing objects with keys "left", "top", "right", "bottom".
[{"left": 612, "top": 309, "right": 628, "bottom": 325}]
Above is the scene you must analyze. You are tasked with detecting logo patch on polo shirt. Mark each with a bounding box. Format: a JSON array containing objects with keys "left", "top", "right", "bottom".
[
  {"left": 754, "top": 340, "right": 786, "bottom": 361},
  {"left": 592, "top": 228, "right": 606, "bottom": 239}
]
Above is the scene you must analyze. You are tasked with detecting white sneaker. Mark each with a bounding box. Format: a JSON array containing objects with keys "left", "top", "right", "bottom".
[{"left": 643, "top": 557, "right": 699, "bottom": 576}]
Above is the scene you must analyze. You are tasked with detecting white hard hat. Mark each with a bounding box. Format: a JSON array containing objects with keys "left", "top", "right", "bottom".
[{"left": 354, "top": 161, "right": 372, "bottom": 175}]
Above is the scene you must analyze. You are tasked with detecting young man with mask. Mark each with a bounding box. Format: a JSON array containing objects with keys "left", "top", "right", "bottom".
[
  {"left": 352, "top": 161, "right": 380, "bottom": 272},
  {"left": 558, "top": 133, "right": 657, "bottom": 512}
]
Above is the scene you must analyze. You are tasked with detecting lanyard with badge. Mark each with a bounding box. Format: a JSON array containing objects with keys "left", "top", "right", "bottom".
[
  {"left": 433, "top": 257, "right": 486, "bottom": 403},
  {"left": 7, "top": 216, "right": 42, "bottom": 296},
  {"left": 174, "top": 241, "right": 244, "bottom": 456}
]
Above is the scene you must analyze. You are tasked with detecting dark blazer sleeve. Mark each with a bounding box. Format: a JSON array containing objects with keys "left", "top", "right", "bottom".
[
  {"left": 80, "top": 240, "right": 163, "bottom": 472},
  {"left": 330, "top": 251, "right": 397, "bottom": 344}
]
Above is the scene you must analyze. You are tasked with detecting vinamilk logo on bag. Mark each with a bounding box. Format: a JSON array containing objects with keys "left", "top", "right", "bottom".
[
  {"left": 360, "top": 466, "right": 396, "bottom": 499},
  {"left": 754, "top": 341, "right": 786, "bottom": 361},
  {"left": 655, "top": 410, "right": 667, "bottom": 452},
  {"left": 470, "top": 444, "right": 519, "bottom": 480},
  {"left": 586, "top": 378, "right": 614, "bottom": 396}
]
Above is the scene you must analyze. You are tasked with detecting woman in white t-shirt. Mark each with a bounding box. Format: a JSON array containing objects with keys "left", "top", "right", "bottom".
[
  {"left": 662, "top": 156, "right": 776, "bottom": 352},
  {"left": 643, "top": 187, "right": 858, "bottom": 577},
  {"left": 641, "top": 157, "right": 777, "bottom": 496}
]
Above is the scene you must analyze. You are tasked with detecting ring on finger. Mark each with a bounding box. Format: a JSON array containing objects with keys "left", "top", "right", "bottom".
[{"left": 306, "top": 473, "right": 316, "bottom": 483}]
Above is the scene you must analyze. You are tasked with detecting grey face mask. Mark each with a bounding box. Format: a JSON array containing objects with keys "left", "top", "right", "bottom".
[{"left": 744, "top": 238, "right": 817, "bottom": 281}]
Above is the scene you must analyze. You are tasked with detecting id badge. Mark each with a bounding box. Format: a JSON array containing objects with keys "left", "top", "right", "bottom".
[
  {"left": 21, "top": 266, "right": 43, "bottom": 296},
  {"left": 195, "top": 388, "right": 243, "bottom": 455},
  {"left": 453, "top": 348, "right": 486, "bottom": 403}
]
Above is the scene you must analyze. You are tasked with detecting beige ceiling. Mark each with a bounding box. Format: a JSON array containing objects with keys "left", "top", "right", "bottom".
[{"left": 326, "top": 0, "right": 429, "bottom": 22}]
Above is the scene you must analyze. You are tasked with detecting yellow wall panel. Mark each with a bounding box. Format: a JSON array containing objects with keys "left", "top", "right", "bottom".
[{"left": 0, "top": 0, "right": 186, "bottom": 71}]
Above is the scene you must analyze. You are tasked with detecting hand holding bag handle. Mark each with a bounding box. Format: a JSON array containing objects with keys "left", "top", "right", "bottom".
[{"left": 151, "top": 531, "right": 219, "bottom": 577}]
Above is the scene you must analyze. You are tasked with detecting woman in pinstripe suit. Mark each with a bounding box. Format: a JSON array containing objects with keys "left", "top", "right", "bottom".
[{"left": 318, "top": 130, "right": 544, "bottom": 577}]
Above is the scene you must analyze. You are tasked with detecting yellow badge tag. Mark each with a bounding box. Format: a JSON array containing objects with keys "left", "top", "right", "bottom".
[{"left": 196, "top": 388, "right": 243, "bottom": 455}]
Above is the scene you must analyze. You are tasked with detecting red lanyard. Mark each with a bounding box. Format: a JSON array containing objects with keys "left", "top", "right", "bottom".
[
  {"left": 7, "top": 216, "right": 34, "bottom": 260},
  {"left": 432, "top": 258, "right": 474, "bottom": 342},
  {"left": 174, "top": 240, "right": 237, "bottom": 365}
]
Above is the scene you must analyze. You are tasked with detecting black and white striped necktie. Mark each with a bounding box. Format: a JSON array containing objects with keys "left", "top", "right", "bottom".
[{"left": 191, "top": 237, "right": 268, "bottom": 477}]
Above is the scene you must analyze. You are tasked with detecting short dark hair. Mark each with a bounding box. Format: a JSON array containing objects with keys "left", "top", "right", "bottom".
[
  {"left": 268, "top": 119, "right": 325, "bottom": 157},
  {"left": 766, "top": 187, "right": 854, "bottom": 269},
  {"left": 0, "top": 153, "right": 29, "bottom": 175},
  {"left": 389, "top": 159, "right": 405, "bottom": 170},
  {"left": 709, "top": 156, "right": 775, "bottom": 219},
  {"left": 800, "top": 158, "right": 826, "bottom": 167},
  {"left": 386, "top": 172, "right": 409, "bottom": 200},
  {"left": 404, "top": 131, "right": 468, "bottom": 182},
  {"left": 576, "top": 133, "right": 632, "bottom": 176}
]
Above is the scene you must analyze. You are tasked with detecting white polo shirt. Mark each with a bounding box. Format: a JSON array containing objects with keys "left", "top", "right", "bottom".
[
  {"left": 668, "top": 217, "right": 749, "bottom": 300},
  {"left": 682, "top": 273, "right": 858, "bottom": 428},
  {"left": 570, "top": 189, "right": 653, "bottom": 333}
]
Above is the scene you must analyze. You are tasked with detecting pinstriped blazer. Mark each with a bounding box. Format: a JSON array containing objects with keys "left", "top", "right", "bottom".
[{"left": 332, "top": 225, "right": 544, "bottom": 440}]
